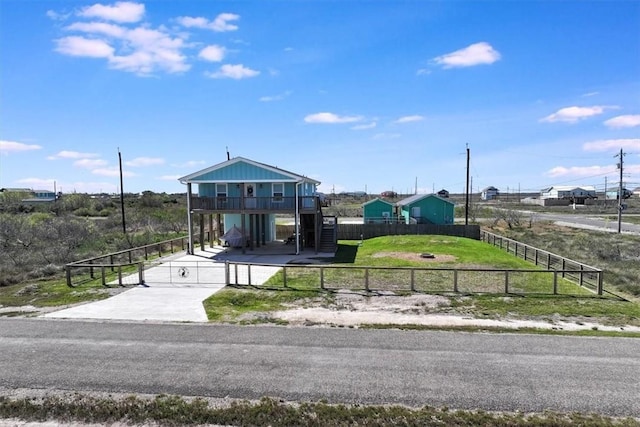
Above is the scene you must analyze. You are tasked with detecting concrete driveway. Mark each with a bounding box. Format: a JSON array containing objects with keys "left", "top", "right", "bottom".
[{"left": 44, "top": 244, "right": 334, "bottom": 323}]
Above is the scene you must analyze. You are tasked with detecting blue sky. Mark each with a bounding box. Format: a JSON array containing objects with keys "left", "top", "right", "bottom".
[{"left": 1, "top": 0, "right": 639, "bottom": 196}]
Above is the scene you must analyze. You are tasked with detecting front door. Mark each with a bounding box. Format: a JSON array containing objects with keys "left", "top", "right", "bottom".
[{"left": 245, "top": 183, "right": 256, "bottom": 208}]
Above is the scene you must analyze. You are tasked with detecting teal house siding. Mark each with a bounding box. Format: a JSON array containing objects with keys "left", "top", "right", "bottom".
[
  {"left": 362, "top": 198, "right": 394, "bottom": 223},
  {"left": 396, "top": 194, "right": 454, "bottom": 225}
]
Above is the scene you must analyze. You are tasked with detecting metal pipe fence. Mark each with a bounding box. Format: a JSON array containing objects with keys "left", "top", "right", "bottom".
[
  {"left": 65, "top": 235, "right": 189, "bottom": 287},
  {"left": 480, "top": 230, "right": 603, "bottom": 295},
  {"left": 225, "top": 261, "right": 594, "bottom": 296}
]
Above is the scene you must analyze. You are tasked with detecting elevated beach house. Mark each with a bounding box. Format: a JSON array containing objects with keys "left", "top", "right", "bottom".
[{"left": 179, "top": 157, "right": 334, "bottom": 254}]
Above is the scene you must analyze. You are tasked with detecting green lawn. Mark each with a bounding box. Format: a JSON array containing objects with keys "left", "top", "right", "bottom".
[{"left": 203, "top": 235, "right": 640, "bottom": 329}]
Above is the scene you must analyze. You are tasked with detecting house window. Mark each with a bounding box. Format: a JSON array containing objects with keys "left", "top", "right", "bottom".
[
  {"left": 272, "top": 183, "right": 284, "bottom": 202},
  {"left": 216, "top": 184, "right": 227, "bottom": 208},
  {"left": 216, "top": 183, "right": 227, "bottom": 198}
]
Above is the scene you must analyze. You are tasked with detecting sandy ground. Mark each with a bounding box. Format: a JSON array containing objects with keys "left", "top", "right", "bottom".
[{"left": 259, "top": 291, "right": 640, "bottom": 332}]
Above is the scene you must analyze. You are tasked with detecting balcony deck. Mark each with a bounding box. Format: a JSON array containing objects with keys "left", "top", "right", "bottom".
[{"left": 190, "top": 196, "right": 320, "bottom": 214}]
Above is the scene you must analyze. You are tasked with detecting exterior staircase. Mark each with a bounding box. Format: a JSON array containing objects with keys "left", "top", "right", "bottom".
[{"left": 318, "top": 224, "right": 337, "bottom": 253}]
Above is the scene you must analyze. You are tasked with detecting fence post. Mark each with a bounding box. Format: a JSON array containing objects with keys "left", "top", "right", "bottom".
[
  {"left": 579, "top": 265, "right": 584, "bottom": 287},
  {"left": 225, "top": 261, "right": 230, "bottom": 285},
  {"left": 144, "top": 246, "right": 148, "bottom": 260},
  {"left": 320, "top": 267, "right": 324, "bottom": 290},
  {"left": 514, "top": 243, "right": 517, "bottom": 258},
  {"left": 535, "top": 249, "right": 538, "bottom": 266},
  {"left": 597, "top": 271, "right": 603, "bottom": 296},
  {"left": 101, "top": 266, "right": 106, "bottom": 286},
  {"left": 553, "top": 271, "right": 558, "bottom": 295},
  {"left": 234, "top": 264, "right": 239, "bottom": 285},
  {"left": 110, "top": 255, "right": 115, "bottom": 272},
  {"left": 524, "top": 245, "right": 527, "bottom": 261},
  {"left": 66, "top": 266, "right": 72, "bottom": 287},
  {"left": 364, "top": 268, "right": 369, "bottom": 292},
  {"left": 562, "top": 259, "right": 566, "bottom": 278},
  {"left": 118, "top": 265, "right": 123, "bottom": 286},
  {"left": 453, "top": 270, "right": 458, "bottom": 292},
  {"left": 283, "top": 266, "right": 287, "bottom": 288},
  {"left": 138, "top": 263, "right": 144, "bottom": 285},
  {"left": 410, "top": 269, "right": 415, "bottom": 292},
  {"left": 504, "top": 271, "right": 509, "bottom": 294},
  {"left": 248, "top": 264, "right": 252, "bottom": 286},
  {"left": 546, "top": 253, "right": 551, "bottom": 270}
]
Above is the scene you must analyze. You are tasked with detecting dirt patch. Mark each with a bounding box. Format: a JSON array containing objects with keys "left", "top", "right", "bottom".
[{"left": 372, "top": 252, "right": 456, "bottom": 262}]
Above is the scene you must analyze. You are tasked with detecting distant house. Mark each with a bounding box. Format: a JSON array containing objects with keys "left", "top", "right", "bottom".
[
  {"left": 481, "top": 186, "right": 499, "bottom": 201},
  {"left": 437, "top": 189, "right": 449, "bottom": 198},
  {"left": 179, "top": 156, "right": 334, "bottom": 254},
  {"left": 541, "top": 186, "right": 596, "bottom": 203},
  {"left": 605, "top": 188, "right": 633, "bottom": 200},
  {"left": 632, "top": 187, "right": 640, "bottom": 198},
  {"left": 0, "top": 188, "right": 58, "bottom": 204},
  {"left": 380, "top": 190, "right": 398, "bottom": 198},
  {"left": 362, "top": 198, "right": 394, "bottom": 223},
  {"left": 395, "top": 194, "right": 454, "bottom": 225}
]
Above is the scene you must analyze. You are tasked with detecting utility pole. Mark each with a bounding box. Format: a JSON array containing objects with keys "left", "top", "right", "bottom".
[
  {"left": 604, "top": 176, "right": 608, "bottom": 207},
  {"left": 118, "top": 148, "right": 126, "bottom": 234},
  {"left": 465, "top": 144, "right": 470, "bottom": 225},
  {"left": 615, "top": 148, "right": 625, "bottom": 233}
]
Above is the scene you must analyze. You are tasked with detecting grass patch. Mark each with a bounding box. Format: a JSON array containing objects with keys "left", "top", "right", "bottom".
[
  {"left": 1, "top": 393, "right": 638, "bottom": 427},
  {"left": 0, "top": 278, "right": 114, "bottom": 308},
  {"left": 203, "top": 285, "right": 333, "bottom": 323}
]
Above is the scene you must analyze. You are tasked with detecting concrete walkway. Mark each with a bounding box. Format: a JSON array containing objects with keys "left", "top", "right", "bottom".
[{"left": 43, "top": 244, "right": 334, "bottom": 323}]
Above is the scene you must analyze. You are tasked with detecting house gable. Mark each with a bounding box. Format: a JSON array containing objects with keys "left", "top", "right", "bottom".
[{"left": 179, "top": 157, "right": 319, "bottom": 184}]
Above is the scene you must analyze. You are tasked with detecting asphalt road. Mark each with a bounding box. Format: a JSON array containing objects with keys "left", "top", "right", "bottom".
[
  {"left": 1, "top": 318, "right": 639, "bottom": 417},
  {"left": 524, "top": 211, "right": 640, "bottom": 234}
]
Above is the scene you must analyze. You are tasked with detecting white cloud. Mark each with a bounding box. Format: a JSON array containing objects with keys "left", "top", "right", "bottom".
[
  {"left": 259, "top": 90, "right": 292, "bottom": 102},
  {"left": 416, "top": 68, "right": 431, "bottom": 76},
  {"left": 433, "top": 42, "right": 501, "bottom": 68},
  {"left": 205, "top": 64, "right": 259, "bottom": 79},
  {"left": 582, "top": 91, "right": 599, "bottom": 97},
  {"left": 55, "top": 36, "right": 114, "bottom": 57},
  {"left": 545, "top": 165, "right": 615, "bottom": 178},
  {"left": 304, "top": 112, "right": 363, "bottom": 124},
  {"left": 176, "top": 12, "right": 239, "bottom": 32},
  {"left": 604, "top": 114, "right": 640, "bottom": 129},
  {"left": 198, "top": 45, "right": 225, "bottom": 62},
  {"left": 92, "top": 167, "right": 135, "bottom": 177},
  {"left": 74, "top": 158, "right": 108, "bottom": 168},
  {"left": 583, "top": 138, "right": 640, "bottom": 152},
  {"left": 395, "top": 115, "right": 424, "bottom": 124},
  {"left": 57, "top": 17, "right": 190, "bottom": 75},
  {"left": 48, "top": 150, "right": 99, "bottom": 159},
  {"left": 540, "top": 105, "right": 616, "bottom": 123},
  {"left": 66, "top": 22, "right": 127, "bottom": 38},
  {"left": 78, "top": 1, "right": 145, "bottom": 23},
  {"left": 125, "top": 157, "right": 165, "bottom": 167},
  {"left": 351, "top": 122, "right": 377, "bottom": 130},
  {"left": 0, "top": 140, "right": 42, "bottom": 154}
]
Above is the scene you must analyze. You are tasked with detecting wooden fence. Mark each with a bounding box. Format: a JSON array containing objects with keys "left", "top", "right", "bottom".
[
  {"left": 276, "top": 223, "right": 480, "bottom": 241},
  {"left": 65, "top": 235, "right": 192, "bottom": 287},
  {"left": 480, "top": 230, "right": 603, "bottom": 295},
  {"left": 226, "top": 261, "right": 594, "bottom": 296}
]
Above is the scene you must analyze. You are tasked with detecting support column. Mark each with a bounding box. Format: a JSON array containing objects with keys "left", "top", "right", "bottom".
[
  {"left": 254, "top": 214, "right": 260, "bottom": 248},
  {"left": 186, "top": 183, "right": 194, "bottom": 255},
  {"left": 249, "top": 214, "right": 255, "bottom": 250},
  {"left": 208, "top": 214, "right": 214, "bottom": 248},
  {"left": 199, "top": 214, "right": 205, "bottom": 251},
  {"left": 216, "top": 214, "right": 223, "bottom": 245},
  {"left": 261, "top": 214, "right": 266, "bottom": 245},
  {"left": 241, "top": 213, "right": 246, "bottom": 254}
]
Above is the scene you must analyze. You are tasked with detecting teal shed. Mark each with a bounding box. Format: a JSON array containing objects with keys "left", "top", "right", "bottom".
[
  {"left": 396, "top": 194, "right": 455, "bottom": 225},
  {"left": 362, "top": 198, "right": 394, "bottom": 223}
]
